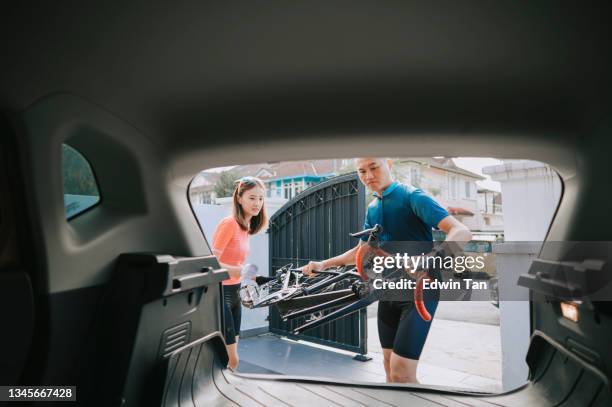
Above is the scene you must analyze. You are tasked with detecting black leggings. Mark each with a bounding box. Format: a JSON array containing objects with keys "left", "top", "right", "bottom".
[
  {"left": 222, "top": 284, "right": 242, "bottom": 345},
  {"left": 377, "top": 287, "right": 439, "bottom": 360}
]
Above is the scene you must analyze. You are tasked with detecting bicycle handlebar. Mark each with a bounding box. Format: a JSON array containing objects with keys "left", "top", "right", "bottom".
[{"left": 349, "top": 224, "right": 383, "bottom": 239}]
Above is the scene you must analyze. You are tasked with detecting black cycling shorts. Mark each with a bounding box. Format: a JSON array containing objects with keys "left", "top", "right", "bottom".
[
  {"left": 377, "top": 287, "right": 439, "bottom": 360},
  {"left": 222, "top": 283, "right": 242, "bottom": 345}
]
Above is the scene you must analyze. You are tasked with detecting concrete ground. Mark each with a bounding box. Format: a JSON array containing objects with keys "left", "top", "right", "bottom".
[
  {"left": 238, "top": 301, "right": 502, "bottom": 392},
  {"left": 368, "top": 301, "right": 502, "bottom": 391}
]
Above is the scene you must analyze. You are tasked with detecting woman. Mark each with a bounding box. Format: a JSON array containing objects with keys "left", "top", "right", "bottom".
[{"left": 211, "top": 176, "right": 266, "bottom": 371}]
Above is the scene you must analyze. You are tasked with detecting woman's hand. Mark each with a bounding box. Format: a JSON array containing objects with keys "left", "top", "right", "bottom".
[{"left": 241, "top": 263, "right": 258, "bottom": 280}]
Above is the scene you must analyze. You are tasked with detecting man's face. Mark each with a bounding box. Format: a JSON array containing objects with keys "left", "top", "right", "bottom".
[{"left": 355, "top": 158, "right": 393, "bottom": 193}]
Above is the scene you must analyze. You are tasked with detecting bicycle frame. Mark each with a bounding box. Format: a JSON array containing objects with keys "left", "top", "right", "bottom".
[
  {"left": 292, "top": 224, "right": 436, "bottom": 334},
  {"left": 240, "top": 264, "right": 360, "bottom": 310}
]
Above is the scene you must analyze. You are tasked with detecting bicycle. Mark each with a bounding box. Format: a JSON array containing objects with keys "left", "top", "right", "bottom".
[
  {"left": 291, "top": 224, "right": 445, "bottom": 333},
  {"left": 239, "top": 224, "right": 439, "bottom": 334}
]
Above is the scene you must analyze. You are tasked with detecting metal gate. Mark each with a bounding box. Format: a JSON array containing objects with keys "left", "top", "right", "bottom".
[{"left": 268, "top": 173, "right": 368, "bottom": 355}]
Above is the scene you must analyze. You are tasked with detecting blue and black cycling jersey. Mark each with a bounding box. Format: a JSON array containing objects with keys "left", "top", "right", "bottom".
[{"left": 361, "top": 181, "right": 449, "bottom": 359}]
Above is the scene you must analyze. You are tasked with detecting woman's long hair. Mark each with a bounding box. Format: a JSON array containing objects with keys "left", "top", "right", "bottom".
[{"left": 232, "top": 176, "right": 267, "bottom": 234}]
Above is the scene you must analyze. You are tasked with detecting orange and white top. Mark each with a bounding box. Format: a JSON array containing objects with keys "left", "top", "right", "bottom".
[{"left": 212, "top": 216, "right": 250, "bottom": 285}]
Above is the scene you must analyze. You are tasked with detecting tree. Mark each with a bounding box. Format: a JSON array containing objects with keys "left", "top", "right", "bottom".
[
  {"left": 214, "top": 170, "right": 240, "bottom": 198},
  {"left": 62, "top": 144, "right": 99, "bottom": 196}
]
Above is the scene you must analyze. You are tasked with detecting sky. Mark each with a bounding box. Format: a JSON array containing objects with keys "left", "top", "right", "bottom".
[{"left": 453, "top": 157, "right": 503, "bottom": 192}]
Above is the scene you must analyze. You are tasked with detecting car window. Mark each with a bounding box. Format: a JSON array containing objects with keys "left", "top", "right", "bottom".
[{"left": 62, "top": 143, "right": 100, "bottom": 219}]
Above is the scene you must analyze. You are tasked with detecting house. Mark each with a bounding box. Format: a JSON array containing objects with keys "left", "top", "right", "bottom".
[
  {"left": 478, "top": 188, "right": 504, "bottom": 231},
  {"left": 229, "top": 160, "right": 346, "bottom": 200},
  {"left": 190, "top": 159, "right": 349, "bottom": 204},
  {"left": 395, "top": 157, "right": 483, "bottom": 227},
  {"left": 189, "top": 172, "right": 220, "bottom": 204},
  {"left": 191, "top": 158, "right": 503, "bottom": 235},
  {"left": 393, "top": 158, "right": 502, "bottom": 233}
]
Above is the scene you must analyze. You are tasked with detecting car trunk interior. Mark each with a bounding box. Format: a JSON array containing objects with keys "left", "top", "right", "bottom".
[{"left": 1, "top": 2, "right": 612, "bottom": 406}]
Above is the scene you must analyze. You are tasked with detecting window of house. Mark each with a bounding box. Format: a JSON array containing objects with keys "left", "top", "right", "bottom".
[
  {"left": 62, "top": 143, "right": 101, "bottom": 219},
  {"left": 465, "top": 181, "right": 471, "bottom": 199},
  {"left": 450, "top": 175, "right": 457, "bottom": 199},
  {"left": 283, "top": 182, "right": 292, "bottom": 199}
]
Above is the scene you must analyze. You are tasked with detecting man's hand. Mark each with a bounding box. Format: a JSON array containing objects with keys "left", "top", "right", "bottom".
[
  {"left": 437, "top": 216, "right": 472, "bottom": 251},
  {"left": 301, "top": 261, "right": 325, "bottom": 276}
]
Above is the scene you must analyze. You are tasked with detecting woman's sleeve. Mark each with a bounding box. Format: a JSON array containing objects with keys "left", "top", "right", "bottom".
[{"left": 211, "top": 218, "right": 234, "bottom": 254}]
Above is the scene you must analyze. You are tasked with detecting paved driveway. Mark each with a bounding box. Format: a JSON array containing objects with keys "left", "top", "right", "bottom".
[
  {"left": 367, "top": 301, "right": 501, "bottom": 391},
  {"left": 239, "top": 301, "right": 502, "bottom": 392}
]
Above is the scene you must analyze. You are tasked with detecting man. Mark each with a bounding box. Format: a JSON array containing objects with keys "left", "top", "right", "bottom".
[{"left": 302, "top": 158, "right": 471, "bottom": 383}]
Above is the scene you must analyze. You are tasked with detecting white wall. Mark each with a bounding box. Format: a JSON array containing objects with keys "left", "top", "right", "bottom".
[
  {"left": 484, "top": 161, "right": 561, "bottom": 241},
  {"left": 484, "top": 160, "right": 562, "bottom": 391}
]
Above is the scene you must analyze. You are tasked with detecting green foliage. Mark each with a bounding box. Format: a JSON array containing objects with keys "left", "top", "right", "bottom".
[
  {"left": 214, "top": 170, "right": 240, "bottom": 198},
  {"left": 62, "top": 144, "right": 99, "bottom": 196}
]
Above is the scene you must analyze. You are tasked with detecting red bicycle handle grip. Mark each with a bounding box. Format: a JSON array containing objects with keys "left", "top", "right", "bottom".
[
  {"left": 355, "top": 245, "right": 389, "bottom": 281},
  {"left": 355, "top": 244, "right": 368, "bottom": 280},
  {"left": 414, "top": 276, "right": 432, "bottom": 321}
]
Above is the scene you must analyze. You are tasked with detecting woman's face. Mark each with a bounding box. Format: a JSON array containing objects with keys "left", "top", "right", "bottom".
[{"left": 239, "top": 186, "right": 265, "bottom": 218}]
